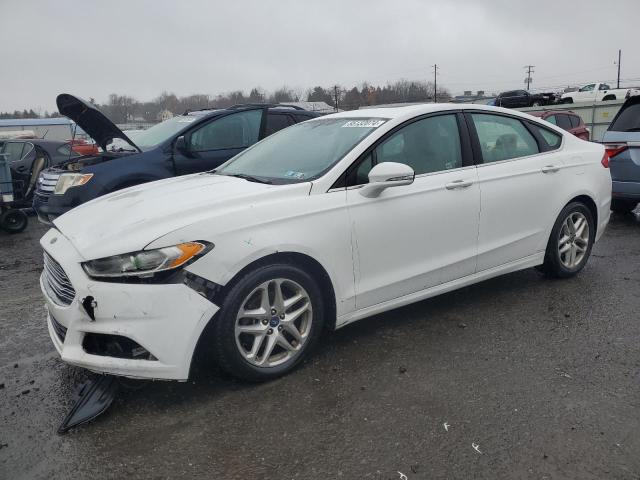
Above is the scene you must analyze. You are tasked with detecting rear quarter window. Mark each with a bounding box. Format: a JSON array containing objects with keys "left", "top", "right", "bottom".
[{"left": 528, "top": 123, "right": 562, "bottom": 150}]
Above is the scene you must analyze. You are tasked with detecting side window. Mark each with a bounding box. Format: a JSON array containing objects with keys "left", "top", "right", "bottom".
[
  {"left": 579, "top": 84, "right": 595, "bottom": 92},
  {"left": 348, "top": 114, "right": 462, "bottom": 185},
  {"left": 545, "top": 115, "right": 557, "bottom": 125},
  {"left": 1, "top": 142, "right": 25, "bottom": 162},
  {"left": 470, "top": 113, "right": 539, "bottom": 163},
  {"left": 555, "top": 114, "right": 572, "bottom": 131},
  {"left": 188, "top": 109, "right": 262, "bottom": 152},
  {"left": 599, "top": 84, "right": 610, "bottom": 91},
  {"left": 264, "top": 113, "right": 294, "bottom": 136},
  {"left": 569, "top": 115, "right": 581, "bottom": 128},
  {"left": 528, "top": 123, "right": 562, "bottom": 150}
]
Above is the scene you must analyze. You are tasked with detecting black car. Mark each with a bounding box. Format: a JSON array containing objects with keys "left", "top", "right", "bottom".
[
  {"left": 0, "top": 138, "right": 79, "bottom": 206},
  {"left": 33, "top": 94, "right": 319, "bottom": 225},
  {"left": 495, "top": 90, "right": 555, "bottom": 108}
]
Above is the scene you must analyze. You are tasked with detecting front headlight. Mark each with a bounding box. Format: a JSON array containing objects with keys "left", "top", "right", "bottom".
[
  {"left": 54, "top": 173, "right": 94, "bottom": 195},
  {"left": 82, "top": 242, "right": 211, "bottom": 279}
]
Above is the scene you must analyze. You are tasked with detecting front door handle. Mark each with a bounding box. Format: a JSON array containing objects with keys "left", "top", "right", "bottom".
[
  {"left": 445, "top": 179, "right": 473, "bottom": 190},
  {"left": 541, "top": 165, "right": 560, "bottom": 174}
]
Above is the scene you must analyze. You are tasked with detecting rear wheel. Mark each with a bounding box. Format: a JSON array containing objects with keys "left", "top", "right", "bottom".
[
  {"left": 611, "top": 199, "right": 637, "bottom": 214},
  {"left": 212, "top": 264, "right": 325, "bottom": 381},
  {"left": 540, "top": 202, "right": 595, "bottom": 278},
  {"left": 532, "top": 101, "right": 541, "bottom": 107},
  {"left": 0, "top": 209, "right": 28, "bottom": 233}
]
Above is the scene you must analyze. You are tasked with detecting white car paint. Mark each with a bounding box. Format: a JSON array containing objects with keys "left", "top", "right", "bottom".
[{"left": 40, "top": 103, "right": 612, "bottom": 380}]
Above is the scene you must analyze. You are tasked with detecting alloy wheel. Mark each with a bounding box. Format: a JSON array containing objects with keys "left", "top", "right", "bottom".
[
  {"left": 234, "top": 278, "right": 313, "bottom": 367},
  {"left": 557, "top": 211, "right": 590, "bottom": 268}
]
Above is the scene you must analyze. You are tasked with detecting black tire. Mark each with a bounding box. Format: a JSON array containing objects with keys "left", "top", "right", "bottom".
[
  {"left": 532, "top": 101, "right": 541, "bottom": 107},
  {"left": 211, "top": 263, "right": 325, "bottom": 382},
  {"left": 0, "top": 209, "right": 28, "bottom": 233},
  {"left": 611, "top": 199, "right": 637, "bottom": 214},
  {"left": 539, "top": 202, "right": 595, "bottom": 278},
  {"left": 603, "top": 95, "right": 616, "bottom": 101},
  {"left": 563, "top": 98, "right": 573, "bottom": 104}
]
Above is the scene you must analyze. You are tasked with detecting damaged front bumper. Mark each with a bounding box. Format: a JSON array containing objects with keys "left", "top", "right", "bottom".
[{"left": 40, "top": 228, "right": 220, "bottom": 381}]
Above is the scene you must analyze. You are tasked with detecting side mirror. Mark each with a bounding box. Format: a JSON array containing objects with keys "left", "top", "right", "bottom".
[
  {"left": 359, "top": 162, "right": 415, "bottom": 198},
  {"left": 175, "top": 135, "right": 190, "bottom": 155}
]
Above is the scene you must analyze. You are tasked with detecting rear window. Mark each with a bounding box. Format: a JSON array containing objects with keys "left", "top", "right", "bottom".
[
  {"left": 609, "top": 102, "right": 640, "bottom": 132},
  {"left": 528, "top": 123, "right": 562, "bottom": 150}
]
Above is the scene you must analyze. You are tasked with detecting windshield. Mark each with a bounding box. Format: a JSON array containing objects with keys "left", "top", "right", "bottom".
[
  {"left": 216, "top": 117, "right": 386, "bottom": 183},
  {"left": 134, "top": 115, "right": 200, "bottom": 151}
]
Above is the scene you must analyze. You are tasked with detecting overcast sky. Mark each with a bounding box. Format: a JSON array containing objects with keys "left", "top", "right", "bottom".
[{"left": 2, "top": 0, "right": 639, "bottom": 113}]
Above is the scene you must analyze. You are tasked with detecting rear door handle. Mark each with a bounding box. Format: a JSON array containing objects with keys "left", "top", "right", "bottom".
[
  {"left": 541, "top": 165, "right": 560, "bottom": 174},
  {"left": 445, "top": 179, "right": 473, "bottom": 190}
]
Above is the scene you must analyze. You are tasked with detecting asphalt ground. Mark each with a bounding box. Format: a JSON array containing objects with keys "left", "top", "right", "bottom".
[{"left": 1, "top": 210, "right": 639, "bottom": 480}]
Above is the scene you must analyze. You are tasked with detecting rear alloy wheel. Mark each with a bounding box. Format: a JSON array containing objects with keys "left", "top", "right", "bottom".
[
  {"left": 540, "top": 202, "right": 595, "bottom": 278},
  {"left": 0, "top": 209, "right": 28, "bottom": 233},
  {"left": 212, "top": 264, "right": 324, "bottom": 381}
]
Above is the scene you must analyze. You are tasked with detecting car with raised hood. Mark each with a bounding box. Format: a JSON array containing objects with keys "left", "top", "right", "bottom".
[
  {"left": 33, "top": 94, "right": 319, "bottom": 225},
  {"left": 40, "top": 103, "right": 611, "bottom": 382},
  {"left": 602, "top": 95, "right": 640, "bottom": 213}
]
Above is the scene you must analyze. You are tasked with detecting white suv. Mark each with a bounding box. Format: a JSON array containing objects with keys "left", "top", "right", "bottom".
[{"left": 40, "top": 104, "right": 612, "bottom": 382}]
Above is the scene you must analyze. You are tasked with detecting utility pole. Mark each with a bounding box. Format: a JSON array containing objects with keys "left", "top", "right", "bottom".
[
  {"left": 616, "top": 49, "right": 621, "bottom": 89},
  {"left": 432, "top": 64, "right": 439, "bottom": 103},
  {"left": 333, "top": 85, "right": 340, "bottom": 112},
  {"left": 524, "top": 65, "right": 535, "bottom": 91}
]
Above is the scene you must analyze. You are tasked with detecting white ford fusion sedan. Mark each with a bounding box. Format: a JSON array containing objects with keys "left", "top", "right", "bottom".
[{"left": 40, "top": 104, "right": 611, "bottom": 382}]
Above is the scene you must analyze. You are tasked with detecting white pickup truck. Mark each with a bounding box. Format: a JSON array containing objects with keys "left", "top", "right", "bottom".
[{"left": 560, "top": 82, "right": 639, "bottom": 104}]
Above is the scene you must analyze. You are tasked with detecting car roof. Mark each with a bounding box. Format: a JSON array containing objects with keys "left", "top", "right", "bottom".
[
  {"left": 319, "top": 103, "right": 541, "bottom": 121},
  {"left": 183, "top": 105, "right": 319, "bottom": 118}
]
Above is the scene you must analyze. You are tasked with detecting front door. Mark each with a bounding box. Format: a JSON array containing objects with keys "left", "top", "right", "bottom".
[
  {"left": 174, "top": 109, "right": 264, "bottom": 175},
  {"left": 345, "top": 113, "right": 480, "bottom": 309}
]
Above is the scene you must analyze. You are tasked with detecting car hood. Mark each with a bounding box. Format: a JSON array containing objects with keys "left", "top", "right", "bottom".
[
  {"left": 53, "top": 174, "right": 312, "bottom": 260},
  {"left": 56, "top": 94, "right": 140, "bottom": 152}
]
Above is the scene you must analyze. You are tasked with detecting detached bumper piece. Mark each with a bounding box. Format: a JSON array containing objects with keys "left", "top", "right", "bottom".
[{"left": 57, "top": 374, "right": 119, "bottom": 434}]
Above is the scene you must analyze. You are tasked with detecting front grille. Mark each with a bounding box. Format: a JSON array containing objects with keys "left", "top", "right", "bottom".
[
  {"left": 50, "top": 313, "right": 67, "bottom": 342},
  {"left": 43, "top": 252, "right": 76, "bottom": 306},
  {"left": 37, "top": 171, "right": 61, "bottom": 194}
]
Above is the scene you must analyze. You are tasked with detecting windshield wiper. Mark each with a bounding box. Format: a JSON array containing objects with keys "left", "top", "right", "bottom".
[{"left": 225, "top": 173, "right": 272, "bottom": 184}]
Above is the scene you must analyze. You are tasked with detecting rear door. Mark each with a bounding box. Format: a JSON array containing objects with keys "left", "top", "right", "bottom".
[
  {"left": 174, "top": 109, "right": 264, "bottom": 175},
  {"left": 467, "top": 112, "right": 568, "bottom": 270}
]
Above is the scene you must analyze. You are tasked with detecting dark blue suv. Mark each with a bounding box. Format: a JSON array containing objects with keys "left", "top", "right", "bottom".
[{"left": 33, "top": 94, "right": 318, "bottom": 225}]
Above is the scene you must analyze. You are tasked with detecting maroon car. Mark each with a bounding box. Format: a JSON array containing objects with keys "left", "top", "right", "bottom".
[{"left": 529, "top": 110, "right": 590, "bottom": 140}]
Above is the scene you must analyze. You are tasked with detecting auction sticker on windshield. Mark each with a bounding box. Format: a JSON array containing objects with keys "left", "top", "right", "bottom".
[{"left": 342, "top": 119, "right": 386, "bottom": 128}]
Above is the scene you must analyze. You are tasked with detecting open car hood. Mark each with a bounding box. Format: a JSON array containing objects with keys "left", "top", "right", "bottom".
[{"left": 56, "top": 94, "right": 140, "bottom": 152}]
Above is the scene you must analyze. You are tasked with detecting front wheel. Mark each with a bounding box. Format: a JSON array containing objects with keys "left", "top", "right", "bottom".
[
  {"left": 540, "top": 202, "right": 595, "bottom": 278},
  {"left": 212, "top": 264, "right": 325, "bottom": 381}
]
